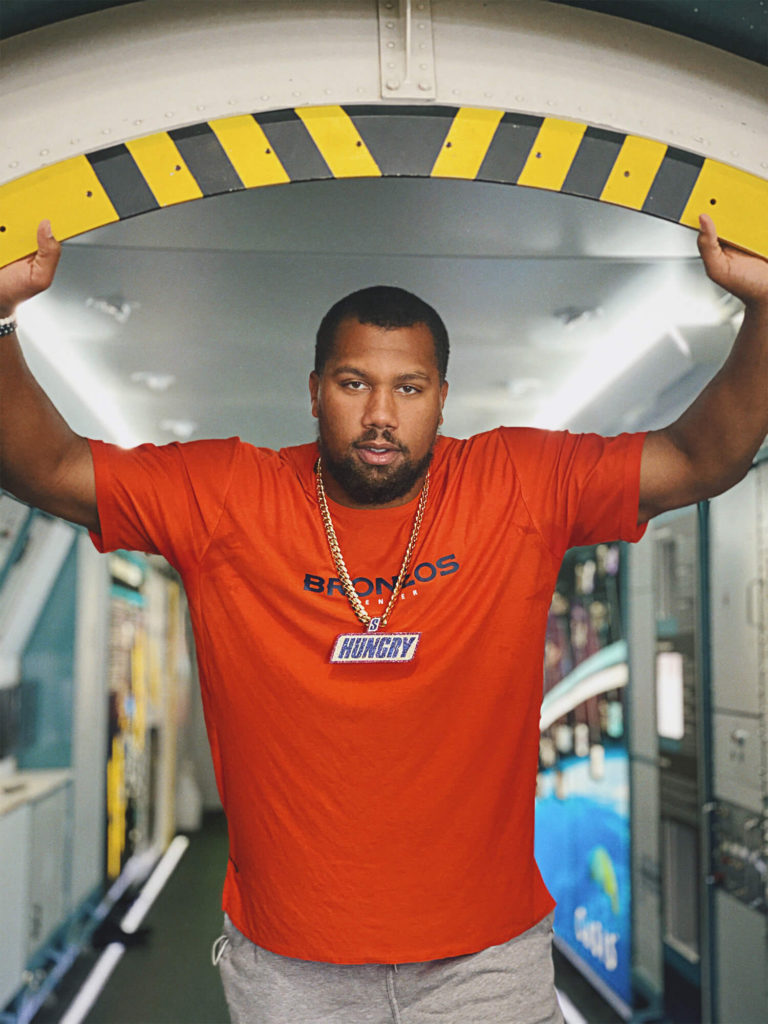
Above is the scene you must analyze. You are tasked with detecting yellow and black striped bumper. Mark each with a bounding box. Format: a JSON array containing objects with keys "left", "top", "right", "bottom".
[{"left": 1, "top": 105, "right": 766, "bottom": 265}]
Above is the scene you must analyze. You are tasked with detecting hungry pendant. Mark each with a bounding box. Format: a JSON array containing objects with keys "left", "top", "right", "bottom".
[
  {"left": 315, "top": 460, "right": 428, "bottom": 664},
  {"left": 330, "top": 631, "right": 421, "bottom": 663}
]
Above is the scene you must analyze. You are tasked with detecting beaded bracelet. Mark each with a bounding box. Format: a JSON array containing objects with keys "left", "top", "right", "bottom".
[{"left": 0, "top": 314, "right": 18, "bottom": 337}]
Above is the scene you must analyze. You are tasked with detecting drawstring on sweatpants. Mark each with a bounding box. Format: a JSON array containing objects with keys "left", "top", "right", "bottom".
[{"left": 212, "top": 934, "right": 231, "bottom": 966}]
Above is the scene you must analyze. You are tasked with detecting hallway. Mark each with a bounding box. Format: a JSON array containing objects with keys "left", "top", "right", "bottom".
[{"left": 38, "top": 815, "right": 230, "bottom": 1024}]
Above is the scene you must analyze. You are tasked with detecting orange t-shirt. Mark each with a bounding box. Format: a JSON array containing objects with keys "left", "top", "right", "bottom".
[{"left": 89, "top": 427, "right": 646, "bottom": 964}]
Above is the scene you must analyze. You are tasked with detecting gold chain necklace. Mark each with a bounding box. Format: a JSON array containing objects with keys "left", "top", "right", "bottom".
[{"left": 315, "top": 457, "right": 429, "bottom": 633}]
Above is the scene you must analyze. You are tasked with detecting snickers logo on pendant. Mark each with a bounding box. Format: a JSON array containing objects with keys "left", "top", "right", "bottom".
[{"left": 330, "top": 632, "right": 420, "bottom": 664}]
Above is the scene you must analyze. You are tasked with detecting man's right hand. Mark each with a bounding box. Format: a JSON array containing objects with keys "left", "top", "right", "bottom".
[
  {"left": 0, "top": 219, "right": 99, "bottom": 534},
  {"left": 0, "top": 220, "right": 61, "bottom": 317}
]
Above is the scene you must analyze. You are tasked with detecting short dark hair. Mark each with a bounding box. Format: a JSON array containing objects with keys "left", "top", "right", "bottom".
[{"left": 314, "top": 285, "right": 449, "bottom": 382}]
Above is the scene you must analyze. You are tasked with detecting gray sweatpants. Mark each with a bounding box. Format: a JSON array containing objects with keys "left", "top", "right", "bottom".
[{"left": 214, "top": 912, "right": 565, "bottom": 1024}]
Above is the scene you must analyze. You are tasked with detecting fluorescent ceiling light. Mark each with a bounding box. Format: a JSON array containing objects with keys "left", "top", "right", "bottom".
[
  {"left": 16, "top": 300, "right": 142, "bottom": 448},
  {"left": 131, "top": 371, "right": 176, "bottom": 392},
  {"left": 531, "top": 273, "right": 724, "bottom": 430},
  {"left": 160, "top": 418, "right": 198, "bottom": 439}
]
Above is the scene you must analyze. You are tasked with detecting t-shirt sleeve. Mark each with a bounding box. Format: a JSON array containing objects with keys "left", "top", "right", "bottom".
[
  {"left": 87, "top": 436, "right": 241, "bottom": 572},
  {"left": 499, "top": 427, "right": 648, "bottom": 556}
]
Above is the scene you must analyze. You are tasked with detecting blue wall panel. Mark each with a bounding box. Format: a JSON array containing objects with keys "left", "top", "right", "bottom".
[{"left": 18, "top": 541, "right": 77, "bottom": 769}]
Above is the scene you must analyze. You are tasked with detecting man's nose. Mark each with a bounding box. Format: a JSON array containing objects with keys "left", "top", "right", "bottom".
[{"left": 363, "top": 387, "right": 397, "bottom": 430}]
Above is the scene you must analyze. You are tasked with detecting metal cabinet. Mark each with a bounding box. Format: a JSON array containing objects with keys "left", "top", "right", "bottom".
[
  {"left": 26, "top": 782, "right": 72, "bottom": 957},
  {"left": 0, "top": 802, "right": 31, "bottom": 1008},
  {"left": 710, "top": 469, "right": 763, "bottom": 726},
  {"left": 709, "top": 462, "right": 768, "bottom": 1024}
]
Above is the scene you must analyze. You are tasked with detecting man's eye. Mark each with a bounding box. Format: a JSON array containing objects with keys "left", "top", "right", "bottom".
[
  {"left": 343, "top": 380, "right": 366, "bottom": 390},
  {"left": 398, "top": 385, "right": 420, "bottom": 395}
]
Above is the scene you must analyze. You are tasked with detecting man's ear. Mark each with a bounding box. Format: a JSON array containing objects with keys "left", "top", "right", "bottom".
[
  {"left": 439, "top": 380, "right": 449, "bottom": 425},
  {"left": 309, "top": 371, "right": 320, "bottom": 419}
]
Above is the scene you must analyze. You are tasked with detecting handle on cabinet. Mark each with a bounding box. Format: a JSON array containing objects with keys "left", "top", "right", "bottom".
[
  {"left": 30, "top": 901, "right": 42, "bottom": 940},
  {"left": 746, "top": 578, "right": 764, "bottom": 627}
]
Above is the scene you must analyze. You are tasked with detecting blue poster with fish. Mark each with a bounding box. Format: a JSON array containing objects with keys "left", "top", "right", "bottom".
[
  {"left": 535, "top": 545, "right": 632, "bottom": 1009},
  {"left": 535, "top": 745, "right": 631, "bottom": 1005}
]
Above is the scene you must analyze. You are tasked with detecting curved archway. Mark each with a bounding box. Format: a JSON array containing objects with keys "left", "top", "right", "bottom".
[
  {"left": 1, "top": 0, "right": 766, "bottom": 266},
  {"left": 2, "top": 103, "right": 767, "bottom": 269}
]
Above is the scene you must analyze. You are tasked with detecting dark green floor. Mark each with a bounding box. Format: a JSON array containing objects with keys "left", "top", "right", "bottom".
[
  {"left": 37, "top": 812, "right": 231, "bottom": 1024},
  {"left": 85, "top": 812, "right": 230, "bottom": 1024},
  {"left": 38, "top": 810, "right": 623, "bottom": 1024}
]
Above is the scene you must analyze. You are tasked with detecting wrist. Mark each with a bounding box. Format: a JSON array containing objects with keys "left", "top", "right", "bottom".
[{"left": 743, "top": 295, "right": 768, "bottom": 323}]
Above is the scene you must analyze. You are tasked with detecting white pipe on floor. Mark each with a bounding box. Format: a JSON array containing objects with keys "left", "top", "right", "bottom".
[
  {"left": 120, "top": 835, "right": 190, "bottom": 934},
  {"left": 58, "top": 835, "right": 190, "bottom": 1024},
  {"left": 58, "top": 944, "right": 125, "bottom": 1024},
  {"left": 557, "top": 987, "right": 590, "bottom": 1024}
]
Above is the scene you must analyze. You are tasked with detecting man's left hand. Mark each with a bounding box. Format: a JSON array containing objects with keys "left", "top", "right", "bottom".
[{"left": 697, "top": 213, "right": 768, "bottom": 309}]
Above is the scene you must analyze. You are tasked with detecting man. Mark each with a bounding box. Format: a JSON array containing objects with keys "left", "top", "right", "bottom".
[{"left": 1, "top": 216, "right": 767, "bottom": 1024}]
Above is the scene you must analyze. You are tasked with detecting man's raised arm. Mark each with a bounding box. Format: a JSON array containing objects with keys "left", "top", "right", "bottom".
[
  {"left": 0, "top": 221, "right": 99, "bottom": 533},
  {"left": 638, "top": 214, "right": 768, "bottom": 524}
]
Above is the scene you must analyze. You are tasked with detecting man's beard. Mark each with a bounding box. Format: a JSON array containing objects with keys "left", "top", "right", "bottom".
[{"left": 318, "top": 428, "right": 436, "bottom": 505}]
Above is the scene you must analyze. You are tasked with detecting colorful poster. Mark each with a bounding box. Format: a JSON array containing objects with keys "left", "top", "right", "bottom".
[{"left": 535, "top": 544, "right": 632, "bottom": 1008}]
